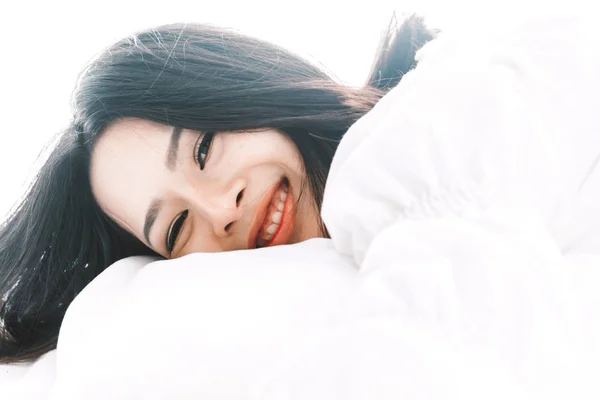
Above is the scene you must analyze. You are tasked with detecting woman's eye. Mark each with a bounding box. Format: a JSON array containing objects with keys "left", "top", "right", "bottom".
[
  {"left": 166, "top": 210, "right": 189, "bottom": 254},
  {"left": 196, "top": 132, "right": 215, "bottom": 170}
]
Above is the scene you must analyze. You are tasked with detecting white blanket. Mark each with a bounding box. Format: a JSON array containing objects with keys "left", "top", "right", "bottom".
[{"left": 5, "top": 13, "right": 600, "bottom": 399}]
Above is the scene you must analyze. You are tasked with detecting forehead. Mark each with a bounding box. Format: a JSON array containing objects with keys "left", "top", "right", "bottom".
[{"left": 90, "top": 118, "right": 171, "bottom": 237}]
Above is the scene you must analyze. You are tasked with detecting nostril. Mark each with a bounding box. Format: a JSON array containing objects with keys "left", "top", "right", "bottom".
[
  {"left": 224, "top": 222, "right": 233, "bottom": 232},
  {"left": 236, "top": 189, "right": 244, "bottom": 207}
]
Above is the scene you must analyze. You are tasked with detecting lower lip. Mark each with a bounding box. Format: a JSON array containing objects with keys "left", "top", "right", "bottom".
[{"left": 261, "top": 181, "right": 296, "bottom": 248}]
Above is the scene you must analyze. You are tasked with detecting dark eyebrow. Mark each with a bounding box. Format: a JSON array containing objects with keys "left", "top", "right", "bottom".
[
  {"left": 166, "top": 127, "right": 183, "bottom": 171},
  {"left": 143, "top": 198, "right": 163, "bottom": 247}
]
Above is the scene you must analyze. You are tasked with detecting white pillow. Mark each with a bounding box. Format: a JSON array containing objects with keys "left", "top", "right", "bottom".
[
  {"left": 52, "top": 238, "right": 525, "bottom": 400},
  {"left": 52, "top": 239, "right": 359, "bottom": 399}
]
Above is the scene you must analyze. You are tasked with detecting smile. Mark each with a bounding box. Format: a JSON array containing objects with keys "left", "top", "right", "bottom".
[{"left": 248, "top": 178, "right": 296, "bottom": 249}]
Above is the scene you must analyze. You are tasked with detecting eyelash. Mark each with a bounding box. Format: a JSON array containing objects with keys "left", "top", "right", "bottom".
[
  {"left": 194, "top": 132, "right": 215, "bottom": 170},
  {"left": 166, "top": 132, "right": 215, "bottom": 255},
  {"left": 166, "top": 210, "right": 188, "bottom": 254}
]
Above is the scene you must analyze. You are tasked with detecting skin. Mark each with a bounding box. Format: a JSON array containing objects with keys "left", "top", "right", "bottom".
[{"left": 90, "top": 118, "right": 323, "bottom": 259}]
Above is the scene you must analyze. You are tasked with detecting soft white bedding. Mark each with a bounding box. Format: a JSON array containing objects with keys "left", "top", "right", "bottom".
[
  {"left": 52, "top": 242, "right": 525, "bottom": 400},
  {"left": 4, "top": 12, "right": 600, "bottom": 399}
]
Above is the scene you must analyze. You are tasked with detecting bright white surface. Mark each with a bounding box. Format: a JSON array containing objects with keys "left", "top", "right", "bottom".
[
  {"left": 51, "top": 241, "right": 525, "bottom": 400},
  {"left": 322, "top": 12, "right": 600, "bottom": 398},
  {"left": 1, "top": 351, "right": 56, "bottom": 399}
]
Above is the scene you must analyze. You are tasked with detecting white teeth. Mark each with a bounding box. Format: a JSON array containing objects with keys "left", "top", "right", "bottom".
[
  {"left": 266, "top": 223, "right": 279, "bottom": 235},
  {"left": 257, "top": 183, "right": 289, "bottom": 247},
  {"left": 271, "top": 211, "right": 282, "bottom": 224}
]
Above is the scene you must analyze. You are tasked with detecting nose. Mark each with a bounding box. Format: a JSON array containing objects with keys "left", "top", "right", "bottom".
[{"left": 189, "top": 178, "right": 246, "bottom": 238}]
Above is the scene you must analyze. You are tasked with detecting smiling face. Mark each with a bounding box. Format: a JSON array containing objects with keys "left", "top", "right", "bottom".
[{"left": 90, "top": 118, "right": 324, "bottom": 258}]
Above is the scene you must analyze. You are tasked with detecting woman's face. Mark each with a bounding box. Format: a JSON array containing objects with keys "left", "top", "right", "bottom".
[{"left": 90, "top": 118, "right": 323, "bottom": 258}]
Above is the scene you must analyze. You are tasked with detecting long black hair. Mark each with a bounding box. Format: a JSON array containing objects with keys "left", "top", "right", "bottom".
[{"left": 0, "top": 14, "right": 435, "bottom": 363}]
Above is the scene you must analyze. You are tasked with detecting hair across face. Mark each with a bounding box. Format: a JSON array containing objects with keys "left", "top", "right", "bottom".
[{"left": 91, "top": 118, "right": 323, "bottom": 258}]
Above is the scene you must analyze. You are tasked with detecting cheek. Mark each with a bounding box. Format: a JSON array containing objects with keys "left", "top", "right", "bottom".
[
  {"left": 268, "top": 136, "right": 305, "bottom": 173},
  {"left": 234, "top": 133, "right": 304, "bottom": 172}
]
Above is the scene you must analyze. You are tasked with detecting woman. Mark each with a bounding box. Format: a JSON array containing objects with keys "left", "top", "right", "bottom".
[{"left": 0, "top": 15, "right": 436, "bottom": 362}]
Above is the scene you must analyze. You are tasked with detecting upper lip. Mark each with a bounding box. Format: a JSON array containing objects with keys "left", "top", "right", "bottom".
[{"left": 247, "top": 179, "right": 283, "bottom": 249}]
